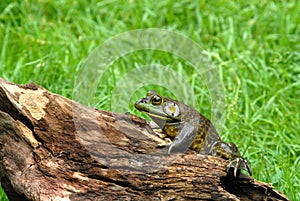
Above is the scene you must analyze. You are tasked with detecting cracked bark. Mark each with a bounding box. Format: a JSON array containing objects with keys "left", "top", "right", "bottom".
[{"left": 0, "top": 78, "right": 289, "bottom": 201}]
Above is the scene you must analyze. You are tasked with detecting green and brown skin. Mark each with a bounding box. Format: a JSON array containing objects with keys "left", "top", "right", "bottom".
[{"left": 134, "top": 90, "right": 252, "bottom": 177}]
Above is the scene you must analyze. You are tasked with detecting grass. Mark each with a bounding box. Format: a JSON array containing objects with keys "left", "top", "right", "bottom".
[{"left": 1, "top": 0, "right": 299, "bottom": 200}]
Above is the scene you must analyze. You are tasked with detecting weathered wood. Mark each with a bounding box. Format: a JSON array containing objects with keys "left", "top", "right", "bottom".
[{"left": 0, "top": 78, "right": 289, "bottom": 201}]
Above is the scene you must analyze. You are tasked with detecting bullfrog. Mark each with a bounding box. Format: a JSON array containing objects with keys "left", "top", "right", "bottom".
[{"left": 134, "top": 90, "right": 252, "bottom": 177}]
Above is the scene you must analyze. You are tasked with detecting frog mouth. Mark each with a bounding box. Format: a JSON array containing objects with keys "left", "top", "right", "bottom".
[
  {"left": 147, "top": 112, "right": 169, "bottom": 120},
  {"left": 135, "top": 99, "right": 179, "bottom": 123},
  {"left": 144, "top": 110, "right": 180, "bottom": 124},
  {"left": 135, "top": 104, "right": 169, "bottom": 120}
]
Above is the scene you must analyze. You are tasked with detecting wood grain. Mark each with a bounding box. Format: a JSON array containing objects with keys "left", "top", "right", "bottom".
[{"left": 0, "top": 78, "right": 289, "bottom": 201}]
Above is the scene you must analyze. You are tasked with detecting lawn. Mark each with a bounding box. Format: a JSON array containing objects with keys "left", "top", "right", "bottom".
[{"left": 0, "top": 0, "right": 299, "bottom": 200}]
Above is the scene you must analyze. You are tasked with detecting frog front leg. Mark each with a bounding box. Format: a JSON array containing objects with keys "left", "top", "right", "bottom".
[
  {"left": 167, "top": 123, "right": 197, "bottom": 154},
  {"left": 211, "top": 141, "right": 252, "bottom": 177}
]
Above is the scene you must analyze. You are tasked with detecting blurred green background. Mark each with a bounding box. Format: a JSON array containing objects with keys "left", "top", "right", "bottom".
[{"left": 0, "top": 0, "right": 299, "bottom": 200}]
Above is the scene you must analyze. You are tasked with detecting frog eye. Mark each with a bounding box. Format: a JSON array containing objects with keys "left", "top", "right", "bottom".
[
  {"left": 151, "top": 95, "right": 163, "bottom": 105},
  {"left": 163, "top": 102, "right": 180, "bottom": 117}
]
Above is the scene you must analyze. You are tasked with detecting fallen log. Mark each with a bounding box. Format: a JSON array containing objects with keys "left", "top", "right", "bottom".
[{"left": 0, "top": 78, "right": 289, "bottom": 201}]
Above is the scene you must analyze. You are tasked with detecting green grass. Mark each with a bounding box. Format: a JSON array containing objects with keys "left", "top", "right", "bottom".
[{"left": 1, "top": 0, "right": 299, "bottom": 200}]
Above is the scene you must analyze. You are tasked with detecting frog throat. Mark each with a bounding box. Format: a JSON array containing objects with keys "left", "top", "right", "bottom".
[
  {"left": 146, "top": 102, "right": 181, "bottom": 124},
  {"left": 147, "top": 112, "right": 178, "bottom": 124},
  {"left": 148, "top": 113, "right": 180, "bottom": 126}
]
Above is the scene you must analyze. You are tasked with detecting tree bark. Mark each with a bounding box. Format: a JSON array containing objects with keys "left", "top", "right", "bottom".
[{"left": 0, "top": 78, "right": 289, "bottom": 201}]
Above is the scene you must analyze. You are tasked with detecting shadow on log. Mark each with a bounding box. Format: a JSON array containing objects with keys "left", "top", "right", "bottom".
[{"left": 0, "top": 78, "right": 289, "bottom": 201}]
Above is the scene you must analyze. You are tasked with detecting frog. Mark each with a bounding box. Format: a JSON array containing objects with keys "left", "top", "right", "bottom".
[{"left": 134, "top": 90, "right": 252, "bottom": 177}]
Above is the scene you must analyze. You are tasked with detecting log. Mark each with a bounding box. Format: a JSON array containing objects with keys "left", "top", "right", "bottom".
[{"left": 0, "top": 78, "right": 289, "bottom": 201}]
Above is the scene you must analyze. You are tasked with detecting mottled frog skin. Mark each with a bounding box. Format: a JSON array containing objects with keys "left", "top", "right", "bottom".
[{"left": 134, "top": 90, "right": 252, "bottom": 177}]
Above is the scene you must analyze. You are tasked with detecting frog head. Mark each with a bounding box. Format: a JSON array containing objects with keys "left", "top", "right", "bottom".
[{"left": 134, "top": 90, "right": 182, "bottom": 128}]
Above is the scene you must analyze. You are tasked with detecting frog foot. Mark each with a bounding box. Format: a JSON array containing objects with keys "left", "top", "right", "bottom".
[
  {"left": 227, "top": 157, "right": 252, "bottom": 177},
  {"left": 152, "top": 129, "right": 166, "bottom": 138},
  {"left": 156, "top": 138, "right": 172, "bottom": 148}
]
